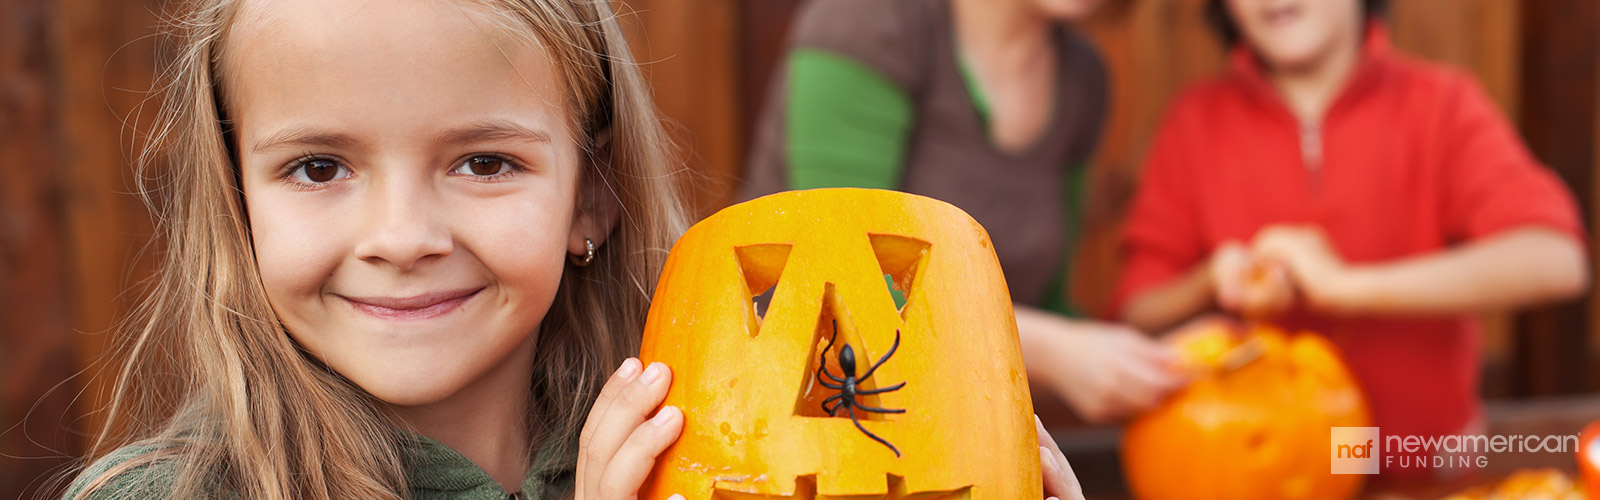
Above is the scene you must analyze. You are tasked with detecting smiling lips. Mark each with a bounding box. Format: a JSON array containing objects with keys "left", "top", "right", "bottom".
[{"left": 340, "top": 287, "right": 484, "bottom": 321}]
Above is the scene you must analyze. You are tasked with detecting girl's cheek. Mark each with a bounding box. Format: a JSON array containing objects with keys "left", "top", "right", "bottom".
[
  {"left": 246, "top": 188, "right": 355, "bottom": 314},
  {"left": 455, "top": 192, "right": 573, "bottom": 286}
]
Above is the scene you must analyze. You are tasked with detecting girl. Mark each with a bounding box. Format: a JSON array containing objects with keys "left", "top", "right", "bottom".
[
  {"left": 1117, "top": 0, "right": 1587, "bottom": 480},
  {"left": 740, "top": 0, "right": 1187, "bottom": 424},
  {"left": 62, "top": 0, "right": 1084, "bottom": 498}
]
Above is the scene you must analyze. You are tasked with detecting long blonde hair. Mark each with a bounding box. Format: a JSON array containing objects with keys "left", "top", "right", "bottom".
[{"left": 69, "top": 0, "right": 688, "bottom": 498}]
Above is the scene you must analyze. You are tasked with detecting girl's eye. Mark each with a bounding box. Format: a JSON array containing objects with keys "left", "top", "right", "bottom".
[
  {"left": 289, "top": 158, "right": 351, "bottom": 184},
  {"left": 452, "top": 155, "right": 518, "bottom": 178}
]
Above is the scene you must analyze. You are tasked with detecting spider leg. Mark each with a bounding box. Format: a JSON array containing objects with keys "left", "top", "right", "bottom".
[
  {"left": 820, "top": 320, "right": 839, "bottom": 361},
  {"left": 858, "top": 330, "right": 901, "bottom": 381},
  {"left": 816, "top": 320, "right": 847, "bottom": 386},
  {"left": 832, "top": 395, "right": 857, "bottom": 416},
  {"left": 821, "top": 398, "right": 838, "bottom": 415},
  {"left": 817, "top": 375, "right": 843, "bottom": 390},
  {"left": 853, "top": 403, "right": 906, "bottom": 414},
  {"left": 846, "top": 405, "right": 901, "bottom": 457},
  {"left": 822, "top": 392, "right": 844, "bottom": 404},
  {"left": 818, "top": 364, "right": 845, "bottom": 384},
  {"left": 855, "top": 381, "right": 906, "bottom": 395}
]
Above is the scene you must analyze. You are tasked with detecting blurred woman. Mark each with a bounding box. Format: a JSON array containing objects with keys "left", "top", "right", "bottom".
[{"left": 742, "top": 0, "right": 1186, "bottom": 423}]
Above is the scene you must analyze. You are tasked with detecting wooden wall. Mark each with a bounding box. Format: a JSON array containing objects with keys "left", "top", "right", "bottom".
[{"left": 1, "top": 0, "right": 1596, "bottom": 498}]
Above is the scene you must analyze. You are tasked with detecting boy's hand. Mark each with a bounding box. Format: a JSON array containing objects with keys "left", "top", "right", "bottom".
[
  {"left": 1251, "top": 226, "right": 1359, "bottom": 312},
  {"left": 1208, "top": 241, "right": 1251, "bottom": 311},
  {"left": 1211, "top": 241, "right": 1293, "bottom": 319},
  {"left": 577, "top": 358, "right": 684, "bottom": 500},
  {"left": 1237, "top": 258, "right": 1295, "bottom": 320}
]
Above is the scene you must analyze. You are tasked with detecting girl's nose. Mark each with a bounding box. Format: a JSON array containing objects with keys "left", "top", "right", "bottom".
[{"left": 352, "top": 177, "right": 452, "bottom": 271}]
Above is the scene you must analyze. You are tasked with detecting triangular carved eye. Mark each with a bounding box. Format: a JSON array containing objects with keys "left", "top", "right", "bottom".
[
  {"left": 793, "top": 283, "right": 890, "bottom": 422},
  {"left": 868, "top": 233, "right": 931, "bottom": 319},
  {"left": 734, "top": 243, "right": 791, "bottom": 337}
]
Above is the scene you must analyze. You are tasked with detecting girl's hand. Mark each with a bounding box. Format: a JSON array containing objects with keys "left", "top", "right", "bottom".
[
  {"left": 1036, "top": 415, "right": 1087, "bottom": 500},
  {"left": 576, "top": 358, "right": 683, "bottom": 500}
]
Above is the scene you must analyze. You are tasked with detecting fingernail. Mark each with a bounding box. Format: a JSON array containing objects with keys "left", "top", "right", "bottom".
[
  {"left": 1039, "top": 446, "right": 1058, "bottom": 472},
  {"left": 668, "top": 495, "right": 686, "bottom": 500},
  {"left": 640, "top": 362, "right": 665, "bottom": 383},
  {"left": 616, "top": 358, "right": 641, "bottom": 378},
  {"left": 652, "top": 406, "right": 679, "bottom": 427}
]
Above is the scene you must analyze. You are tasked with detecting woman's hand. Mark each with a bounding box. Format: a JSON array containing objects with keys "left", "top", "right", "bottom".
[
  {"left": 1018, "top": 309, "right": 1188, "bottom": 423},
  {"left": 1037, "top": 416, "right": 1086, "bottom": 500},
  {"left": 576, "top": 358, "right": 684, "bottom": 500}
]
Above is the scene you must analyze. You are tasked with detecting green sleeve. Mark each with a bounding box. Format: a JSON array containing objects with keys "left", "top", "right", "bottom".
[{"left": 784, "top": 48, "right": 914, "bottom": 190}]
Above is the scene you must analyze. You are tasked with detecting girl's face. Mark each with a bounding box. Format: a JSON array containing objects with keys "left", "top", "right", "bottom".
[
  {"left": 230, "top": 0, "right": 598, "bottom": 407},
  {"left": 1225, "top": 0, "right": 1363, "bottom": 72}
]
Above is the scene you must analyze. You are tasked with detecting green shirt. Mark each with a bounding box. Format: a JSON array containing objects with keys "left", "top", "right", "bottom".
[{"left": 63, "top": 434, "right": 575, "bottom": 500}]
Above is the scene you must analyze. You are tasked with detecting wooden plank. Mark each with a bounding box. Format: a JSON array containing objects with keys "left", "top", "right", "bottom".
[
  {"left": 1594, "top": 0, "right": 1600, "bottom": 396},
  {"left": 617, "top": 0, "right": 744, "bottom": 218},
  {"left": 0, "top": 0, "right": 79, "bottom": 497},
  {"left": 52, "top": 0, "right": 165, "bottom": 450},
  {"left": 1513, "top": 0, "right": 1596, "bottom": 397}
]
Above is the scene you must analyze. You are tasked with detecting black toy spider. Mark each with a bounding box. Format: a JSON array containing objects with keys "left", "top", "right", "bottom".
[{"left": 816, "top": 320, "right": 906, "bottom": 457}]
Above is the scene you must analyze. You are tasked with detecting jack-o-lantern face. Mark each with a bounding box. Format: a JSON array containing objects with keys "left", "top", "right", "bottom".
[{"left": 638, "top": 189, "right": 1039, "bottom": 499}]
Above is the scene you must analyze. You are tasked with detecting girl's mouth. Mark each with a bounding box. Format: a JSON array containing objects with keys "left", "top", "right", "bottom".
[{"left": 338, "top": 287, "right": 484, "bottom": 321}]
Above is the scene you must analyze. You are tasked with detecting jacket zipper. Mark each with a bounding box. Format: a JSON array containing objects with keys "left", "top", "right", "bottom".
[{"left": 1300, "top": 118, "right": 1324, "bottom": 191}]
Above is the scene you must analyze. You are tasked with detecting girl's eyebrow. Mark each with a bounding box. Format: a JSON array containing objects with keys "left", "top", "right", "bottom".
[
  {"left": 249, "top": 120, "right": 552, "bottom": 154},
  {"left": 435, "top": 119, "right": 553, "bottom": 146},
  {"left": 252, "top": 127, "right": 359, "bottom": 154}
]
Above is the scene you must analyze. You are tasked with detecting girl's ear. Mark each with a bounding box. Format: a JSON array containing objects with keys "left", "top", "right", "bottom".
[{"left": 569, "top": 127, "right": 624, "bottom": 257}]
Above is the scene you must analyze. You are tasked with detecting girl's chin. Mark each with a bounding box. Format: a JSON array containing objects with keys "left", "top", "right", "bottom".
[{"left": 360, "top": 376, "right": 469, "bottom": 408}]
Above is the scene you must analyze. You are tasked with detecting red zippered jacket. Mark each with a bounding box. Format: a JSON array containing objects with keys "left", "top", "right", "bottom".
[{"left": 1116, "top": 24, "right": 1584, "bottom": 477}]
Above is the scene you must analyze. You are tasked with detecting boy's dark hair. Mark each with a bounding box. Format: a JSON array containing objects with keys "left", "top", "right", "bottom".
[{"left": 1205, "top": 0, "right": 1390, "bottom": 47}]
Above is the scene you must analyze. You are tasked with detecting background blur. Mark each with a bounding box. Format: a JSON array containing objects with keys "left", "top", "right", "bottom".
[{"left": 2, "top": 0, "right": 1597, "bottom": 498}]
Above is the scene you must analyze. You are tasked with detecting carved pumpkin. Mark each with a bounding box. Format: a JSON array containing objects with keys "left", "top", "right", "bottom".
[
  {"left": 1443, "top": 469, "right": 1584, "bottom": 500},
  {"left": 638, "top": 188, "right": 1038, "bottom": 499},
  {"left": 1122, "top": 322, "right": 1371, "bottom": 500}
]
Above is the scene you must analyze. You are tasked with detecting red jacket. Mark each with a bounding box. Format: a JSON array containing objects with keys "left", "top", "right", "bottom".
[{"left": 1116, "top": 25, "right": 1584, "bottom": 475}]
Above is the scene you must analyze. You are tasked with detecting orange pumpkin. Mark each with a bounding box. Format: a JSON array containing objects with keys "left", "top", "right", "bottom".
[
  {"left": 1578, "top": 418, "right": 1600, "bottom": 493},
  {"left": 1122, "top": 322, "right": 1371, "bottom": 500},
  {"left": 638, "top": 188, "right": 1038, "bottom": 499}
]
